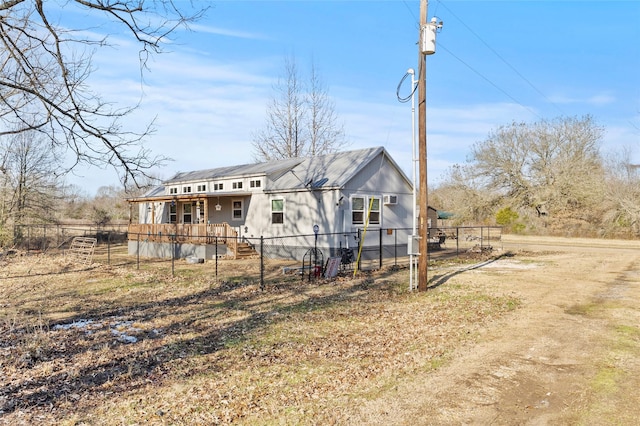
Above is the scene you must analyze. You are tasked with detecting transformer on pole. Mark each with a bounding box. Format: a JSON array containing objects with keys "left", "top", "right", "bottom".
[{"left": 421, "top": 17, "right": 443, "bottom": 55}]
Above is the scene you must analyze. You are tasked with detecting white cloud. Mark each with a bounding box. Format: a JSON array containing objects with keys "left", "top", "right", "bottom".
[
  {"left": 549, "top": 91, "right": 616, "bottom": 106},
  {"left": 188, "top": 23, "right": 267, "bottom": 40}
]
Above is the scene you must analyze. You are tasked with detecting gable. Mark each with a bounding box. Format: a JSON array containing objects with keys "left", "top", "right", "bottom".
[{"left": 265, "top": 146, "right": 411, "bottom": 193}]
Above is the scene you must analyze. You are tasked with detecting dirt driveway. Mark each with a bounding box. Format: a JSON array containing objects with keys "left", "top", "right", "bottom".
[{"left": 352, "top": 235, "right": 640, "bottom": 425}]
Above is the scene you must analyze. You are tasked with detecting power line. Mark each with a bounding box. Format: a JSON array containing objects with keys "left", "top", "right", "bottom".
[
  {"left": 401, "top": 0, "right": 419, "bottom": 25},
  {"left": 438, "top": 43, "right": 542, "bottom": 120},
  {"left": 397, "top": 0, "right": 556, "bottom": 119},
  {"left": 436, "top": 0, "right": 565, "bottom": 116}
]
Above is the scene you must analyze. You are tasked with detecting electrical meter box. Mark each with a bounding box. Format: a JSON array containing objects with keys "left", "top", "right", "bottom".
[{"left": 408, "top": 235, "right": 420, "bottom": 256}]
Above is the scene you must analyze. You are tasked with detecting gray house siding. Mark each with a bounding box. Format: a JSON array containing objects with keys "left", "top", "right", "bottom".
[{"left": 128, "top": 147, "right": 415, "bottom": 261}]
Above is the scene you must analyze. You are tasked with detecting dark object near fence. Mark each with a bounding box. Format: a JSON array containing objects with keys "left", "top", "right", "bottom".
[
  {"left": 302, "top": 248, "right": 324, "bottom": 282},
  {"left": 340, "top": 247, "right": 354, "bottom": 266},
  {"left": 96, "top": 231, "right": 128, "bottom": 243}
]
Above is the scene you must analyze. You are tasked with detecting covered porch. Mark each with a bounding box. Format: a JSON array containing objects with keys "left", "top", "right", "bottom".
[
  {"left": 127, "top": 191, "right": 250, "bottom": 259},
  {"left": 128, "top": 222, "right": 237, "bottom": 245},
  {"left": 127, "top": 222, "right": 258, "bottom": 260}
]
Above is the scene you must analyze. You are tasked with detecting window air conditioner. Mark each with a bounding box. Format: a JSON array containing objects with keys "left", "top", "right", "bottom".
[{"left": 383, "top": 195, "right": 398, "bottom": 205}]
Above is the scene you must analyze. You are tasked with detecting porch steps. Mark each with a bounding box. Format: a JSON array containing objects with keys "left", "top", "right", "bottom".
[{"left": 234, "top": 242, "right": 258, "bottom": 259}]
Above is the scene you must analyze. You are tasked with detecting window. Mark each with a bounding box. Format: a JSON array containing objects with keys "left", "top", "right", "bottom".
[
  {"left": 271, "top": 199, "right": 284, "bottom": 224},
  {"left": 183, "top": 203, "right": 192, "bottom": 223},
  {"left": 232, "top": 181, "right": 243, "bottom": 190},
  {"left": 182, "top": 186, "right": 191, "bottom": 193},
  {"left": 352, "top": 196, "right": 380, "bottom": 225},
  {"left": 352, "top": 197, "right": 365, "bottom": 225},
  {"left": 169, "top": 187, "right": 177, "bottom": 195},
  {"left": 232, "top": 200, "right": 243, "bottom": 220},
  {"left": 214, "top": 183, "right": 223, "bottom": 191},
  {"left": 369, "top": 198, "right": 380, "bottom": 224},
  {"left": 169, "top": 202, "right": 177, "bottom": 223},
  {"left": 250, "top": 179, "right": 261, "bottom": 188},
  {"left": 197, "top": 184, "right": 207, "bottom": 192}
]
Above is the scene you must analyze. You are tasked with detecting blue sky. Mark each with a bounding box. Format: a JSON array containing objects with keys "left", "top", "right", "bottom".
[{"left": 65, "top": 1, "right": 640, "bottom": 194}]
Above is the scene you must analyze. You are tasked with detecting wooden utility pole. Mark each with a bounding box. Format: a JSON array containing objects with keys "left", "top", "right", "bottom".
[{"left": 417, "top": 0, "right": 429, "bottom": 291}]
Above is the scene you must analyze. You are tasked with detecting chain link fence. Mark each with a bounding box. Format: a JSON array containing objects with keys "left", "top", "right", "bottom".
[
  {"left": 8, "top": 224, "right": 502, "bottom": 289},
  {"left": 437, "top": 226, "right": 503, "bottom": 256},
  {"left": 11, "top": 223, "right": 129, "bottom": 253}
]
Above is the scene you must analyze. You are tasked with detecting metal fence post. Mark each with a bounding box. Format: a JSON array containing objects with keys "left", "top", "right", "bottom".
[
  {"left": 379, "top": 228, "right": 383, "bottom": 270},
  {"left": 107, "top": 231, "right": 111, "bottom": 265},
  {"left": 260, "top": 236, "right": 264, "bottom": 291},
  {"left": 394, "top": 228, "right": 398, "bottom": 266},
  {"left": 215, "top": 236, "right": 218, "bottom": 283},
  {"left": 137, "top": 233, "right": 140, "bottom": 270},
  {"left": 171, "top": 234, "right": 175, "bottom": 277}
]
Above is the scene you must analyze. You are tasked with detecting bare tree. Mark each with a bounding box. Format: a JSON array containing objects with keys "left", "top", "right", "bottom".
[
  {"left": 306, "top": 61, "right": 345, "bottom": 156},
  {"left": 0, "top": 131, "right": 62, "bottom": 240},
  {"left": 0, "top": 1, "right": 204, "bottom": 187},
  {"left": 252, "top": 55, "right": 344, "bottom": 161},
  {"left": 601, "top": 148, "right": 640, "bottom": 237},
  {"left": 252, "top": 56, "right": 305, "bottom": 161},
  {"left": 469, "top": 115, "right": 604, "bottom": 218},
  {"left": 92, "top": 184, "right": 134, "bottom": 221},
  {"left": 430, "top": 164, "right": 497, "bottom": 225}
]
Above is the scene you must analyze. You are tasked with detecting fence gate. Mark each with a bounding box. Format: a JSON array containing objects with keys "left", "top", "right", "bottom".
[{"left": 66, "top": 237, "right": 97, "bottom": 265}]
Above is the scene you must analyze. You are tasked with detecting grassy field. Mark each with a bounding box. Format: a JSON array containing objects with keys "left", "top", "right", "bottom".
[{"left": 0, "top": 245, "right": 519, "bottom": 424}]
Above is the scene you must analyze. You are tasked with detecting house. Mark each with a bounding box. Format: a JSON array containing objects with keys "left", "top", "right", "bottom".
[{"left": 127, "top": 146, "right": 420, "bottom": 260}]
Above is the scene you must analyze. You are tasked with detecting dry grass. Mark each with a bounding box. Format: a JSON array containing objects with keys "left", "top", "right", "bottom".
[{"left": 0, "top": 246, "right": 518, "bottom": 425}]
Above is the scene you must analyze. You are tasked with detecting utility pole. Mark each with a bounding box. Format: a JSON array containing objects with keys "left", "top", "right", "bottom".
[
  {"left": 417, "top": 0, "right": 428, "bottom": 291},
  {"left": 417, "top": 0, "right": 441, "bottom": 291}
]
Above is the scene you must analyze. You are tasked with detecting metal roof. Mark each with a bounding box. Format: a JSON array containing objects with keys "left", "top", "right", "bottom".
[
  {"left": 142, "top": 185, "right": 166, "bottom": 197},
  {"left": 264, "top": 146, "right": 394, "bottom": 192},
  {"left": 164, "top": 157, "right": 303, "bottom": 184},
  {"left": 132, "top": 146, "right": 410, "bottom": 201}
]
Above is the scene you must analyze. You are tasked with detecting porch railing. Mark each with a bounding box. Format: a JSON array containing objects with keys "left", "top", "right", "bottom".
[{"left": 128, "top": 222, "right": 238, "bottom": 254}]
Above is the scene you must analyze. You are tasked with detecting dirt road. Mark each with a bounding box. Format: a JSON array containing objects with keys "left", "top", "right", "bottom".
[{"left": 353, "top": 235, "right": 640, "bottom": 425}]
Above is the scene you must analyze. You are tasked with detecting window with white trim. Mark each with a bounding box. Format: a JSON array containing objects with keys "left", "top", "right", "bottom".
[
  {"left": 232, "top": 200, "right": 243, "bottom": 220},
  {"left": 271, "top": 199, "right": 284, "bottom": 224},
  {"left": 197, "top": 184, "right": 207, "bottom": 192},
  {"left": 214, "top": 183, "right": 224, "bottom": 191},
  {"left": 250, "top": 179, "right": 261, "bottom": 188},
  {"left": 232, "top": 181, "right": 243, "bottom": 190},
  {"left": 182, "top": 186, "right": 191, "bottom": 193},
  {"left": 169, "top": 202, "right": 177, "bottom": 223},
  {"left": 351, "top": 196, "right": 380, "bottom": 225},
  {"left": 169, "top": 187, "right": 177, "bottom": 194},
  {"left": 183, "top": 203, "right": 193, "bottom": 223}
]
